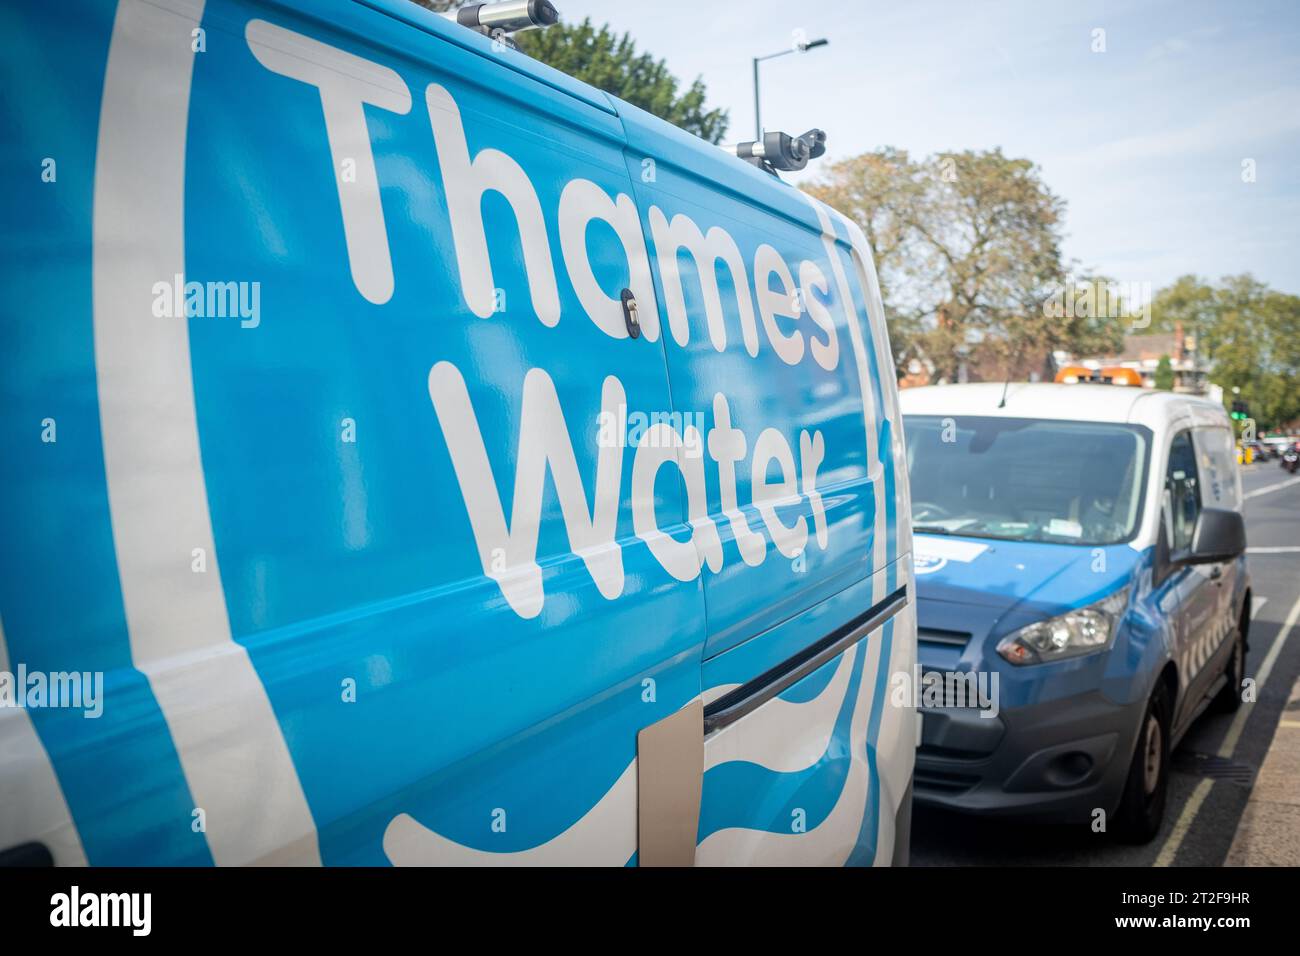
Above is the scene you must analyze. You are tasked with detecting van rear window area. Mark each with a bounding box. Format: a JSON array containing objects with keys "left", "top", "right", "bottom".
[{"left": 904, "top": 415, "right": 1152, "bottom": 546}]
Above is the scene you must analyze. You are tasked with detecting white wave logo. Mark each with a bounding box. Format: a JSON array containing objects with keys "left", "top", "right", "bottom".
[{"left": 913, "top": 553, "right": 948, "bottom": 575}]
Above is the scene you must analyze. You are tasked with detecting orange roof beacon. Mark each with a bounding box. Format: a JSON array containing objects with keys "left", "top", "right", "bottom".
[{"left": 1055, "top": 365, "right": 1144, "bottom": 386}]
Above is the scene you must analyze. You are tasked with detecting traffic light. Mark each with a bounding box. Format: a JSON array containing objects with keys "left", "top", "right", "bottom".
[{"left": 1230, "top": 399, "right": 1250, "bottom": 420}]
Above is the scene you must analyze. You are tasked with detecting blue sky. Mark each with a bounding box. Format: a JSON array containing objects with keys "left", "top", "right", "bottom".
[{"left": 552, "top": 0, "right": 1300, "bottom": 295}]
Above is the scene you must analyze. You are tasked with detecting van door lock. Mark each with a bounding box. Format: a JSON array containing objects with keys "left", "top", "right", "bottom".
[{"left": 620, "top": 288, "right": 641, "bottom": 339}]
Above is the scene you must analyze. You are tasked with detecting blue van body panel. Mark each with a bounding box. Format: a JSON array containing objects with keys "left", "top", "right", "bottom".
[
  {"left": 355, "top": 0, "right": 621, "bottom": 117},
  {"left": 0, "top": 0, "right": 914, "bottom": 865},
  {"left": 0, "top": 0, "right": 217, "bottom": 867},
  {"left": 913, "top": 522, "right": 1245, "bottom": 817},
  {"left": 617, "top": 96, "right": 907, "bottom": 859},
  {"left": 915, "top": 538, "right": 1150, "bottom": 713},
  {"left": 699, "top": 653, "right": 865, "bottom": 840},
  {"left": 915, "top": 538, "right": 1175, "bottom": 709},
  {"left": 618, "top": 99, "right": 891, "bottom": 664},
  {"left": 616, "top": 98, "right": 822, "bottom": 233}
]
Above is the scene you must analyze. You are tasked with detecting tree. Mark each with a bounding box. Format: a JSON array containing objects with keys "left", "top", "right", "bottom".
[
  {"left": 807, "top": 148, "right": 1120, "bottom": 380},
  {"left": 803, "top": 148, "right": 927, "bottom": 367},
  {"left": 1154, "top": 354, "right": 1174, "bottom": 390},
  {"left": 1202, "top": 276, "right": 1300, "bottom": 430},
  {"left": 408, "top": 6, "right": 728, "bottom": 142},
  {"left": 1149, "top": 274, "right": 1300, "bottom": 429},
  {"left": 1150, "top": 274, "right": 1218, "bottom": 339}
]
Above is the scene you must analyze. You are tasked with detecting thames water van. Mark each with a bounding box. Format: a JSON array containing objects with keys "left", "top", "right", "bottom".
[
  {"left": 900, "top": 383, "right": 1249, "bottom": 842},
  {"left": 0, "top": 0, "right": 915, "bottom": 866}
]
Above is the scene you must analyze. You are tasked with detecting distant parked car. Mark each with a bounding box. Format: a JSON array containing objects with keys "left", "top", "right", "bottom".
[{"left": 1261, "top": 437, "right": 1291, "bottom": 460}]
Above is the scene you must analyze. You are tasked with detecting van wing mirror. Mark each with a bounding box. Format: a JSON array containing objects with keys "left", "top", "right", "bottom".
[{"left": 1175, "top": 507, "right": 1246, "bottom": 565}]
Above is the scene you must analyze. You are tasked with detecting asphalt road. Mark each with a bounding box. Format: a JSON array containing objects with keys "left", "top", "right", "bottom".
[{"left": 910, "top": 460, "right": 1300, "bottom": 866}]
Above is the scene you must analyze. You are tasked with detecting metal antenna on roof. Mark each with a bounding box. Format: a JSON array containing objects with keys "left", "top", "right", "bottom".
[{"left": 998, "top": 378, "right": 1011, "bottom": 408}]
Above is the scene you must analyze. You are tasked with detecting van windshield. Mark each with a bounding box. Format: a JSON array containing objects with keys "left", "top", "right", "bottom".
[{"left": 903, "top": 415, "right": 1151, "bottom": 546}]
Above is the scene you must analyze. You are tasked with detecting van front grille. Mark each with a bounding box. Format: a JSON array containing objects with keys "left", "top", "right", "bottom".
[
  {"left": 917, "top": 627, "right": 971, "bottom": 649},
  {"left": 913, "top": 766, "right": 980, "bottom": 794}
]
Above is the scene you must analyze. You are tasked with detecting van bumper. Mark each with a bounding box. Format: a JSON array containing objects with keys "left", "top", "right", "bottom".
[{"left": 912, "top": 689, "right": 1145, "bottom": 823}]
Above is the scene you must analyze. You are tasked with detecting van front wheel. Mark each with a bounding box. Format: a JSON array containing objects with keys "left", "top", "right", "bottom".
[{"left": 1113, "top": 684, "right": 1171, "bottom": 844}]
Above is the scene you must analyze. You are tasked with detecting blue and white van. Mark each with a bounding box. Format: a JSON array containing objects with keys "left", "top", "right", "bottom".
[
  {"left": 0, "top": 0, "right": 915, "bottom": 866},
  {"left": 900, "top": 382, "right": 1250, "bottom": 842}
]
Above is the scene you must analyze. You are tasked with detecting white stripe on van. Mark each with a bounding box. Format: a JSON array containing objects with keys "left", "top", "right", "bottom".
[
  {"left": 93, "top": 0, "right": 319, "bottom": 866},
  {"left": 826, "top": 210, "right": 917, "bottom": 866},
  {"left": 870, "top": 600, "right": 915, "bottom": 866},
  {"left": 835, "top": 212, "right": 915, "bottom": 567},
  {"left": 695, "top": 606, "right": 888, "bottom": 865},
  {"left": 703, "top": 645, "right": 858, "bottom": 774},
  {"left": 0, "top": 618, "right": 89, "bottom": 866},
  {"left": 804, "top": 199, "right": 887, "bottom": 607},
  {"left": 803, "top": 196, "right": 900, "bottom": 864},
  {"left": 384, "top": 756, "right": 639, "bottom": 866}
]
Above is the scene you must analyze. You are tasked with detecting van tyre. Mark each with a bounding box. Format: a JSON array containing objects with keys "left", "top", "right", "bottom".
[
  {"left": 1114, "top": 684, "right": 1171, "bottom": 844},
  {"left": 1214, "top": 626, "right": 1246, "bottom": 714}
]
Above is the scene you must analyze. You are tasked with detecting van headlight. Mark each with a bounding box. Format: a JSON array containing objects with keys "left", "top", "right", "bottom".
[{"left": 995, "top": 590, "right": 1129, "bottom": 666}]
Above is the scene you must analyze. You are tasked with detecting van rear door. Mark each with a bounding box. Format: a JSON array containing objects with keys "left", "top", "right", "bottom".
[
  {"left": 618, "top": 110, "right": 893, "bottom": 659},
  {"left": 618, "top": 107, "right": 914, "bottom": 862}
]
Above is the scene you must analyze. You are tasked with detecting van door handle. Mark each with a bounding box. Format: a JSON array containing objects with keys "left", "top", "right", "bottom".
[
  {"left": 620, "top": 289, "right": 641, "bottom": 339},
  {"left": 703, "top": 586, "right": 908, "bottom": 735}
]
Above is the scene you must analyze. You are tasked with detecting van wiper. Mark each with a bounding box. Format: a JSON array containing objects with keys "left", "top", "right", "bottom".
[{"left": 913, "top": 524, "right": 956, "bottom": 535}]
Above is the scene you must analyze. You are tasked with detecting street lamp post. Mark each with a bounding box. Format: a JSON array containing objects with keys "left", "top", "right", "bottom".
[{"left": 752, "top": 37, "right": 829, "bottom": 139}]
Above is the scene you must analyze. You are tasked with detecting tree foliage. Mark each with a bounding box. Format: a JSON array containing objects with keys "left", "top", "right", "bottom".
[
  {"left": 806, "top": 149, "right": 1121, "bottom": 381},
  {"left": 408, "top": 5, "right": 728, "bottom": 142},
  {"left": 1154, "top": 354, "right": 1174, "bottom": 390},
  {"left": 1151, "top": 275, "right": 1300, "bottom": 429}
]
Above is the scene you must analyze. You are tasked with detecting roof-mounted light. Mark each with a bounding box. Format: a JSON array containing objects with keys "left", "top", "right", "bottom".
[{"left": 1054, "top": 365, "right": 1144, "bottom": 386}]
